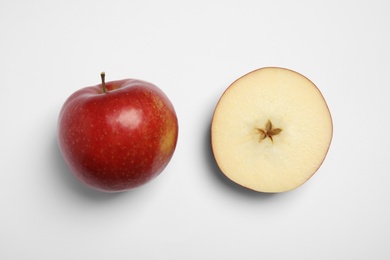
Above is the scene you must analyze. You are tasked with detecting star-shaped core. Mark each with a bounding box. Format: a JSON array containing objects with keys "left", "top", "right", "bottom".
[{"left": 256, "top": 120, "right": 283, "bottom": 143}]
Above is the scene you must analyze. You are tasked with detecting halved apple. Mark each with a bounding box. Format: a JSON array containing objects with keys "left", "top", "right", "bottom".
[{"left": 211, "top": 67, "right": 333, "bottom": 193}]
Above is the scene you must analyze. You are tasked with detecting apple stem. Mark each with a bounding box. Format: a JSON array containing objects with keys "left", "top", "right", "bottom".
[{"left": 101, "top": 72, "right": 107, "bottom": 93}]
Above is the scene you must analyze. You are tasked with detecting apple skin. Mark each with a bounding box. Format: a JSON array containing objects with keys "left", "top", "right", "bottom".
[{"left": 57, "top": 77, "right": 178, "bottom": 192}]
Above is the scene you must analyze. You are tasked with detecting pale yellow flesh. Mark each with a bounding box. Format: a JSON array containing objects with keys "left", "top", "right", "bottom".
[{"left": 211, "top": 67, "right": 333, "bottom": 193}]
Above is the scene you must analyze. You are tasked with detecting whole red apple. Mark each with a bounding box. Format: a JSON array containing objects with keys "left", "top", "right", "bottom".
[{"left": 57, "top": 73, "right": 178, "bottom": 192}]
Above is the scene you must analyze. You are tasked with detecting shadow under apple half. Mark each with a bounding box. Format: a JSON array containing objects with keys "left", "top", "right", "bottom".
[{"left": 211, "top": 67, "right": 333, "bottom": 193}]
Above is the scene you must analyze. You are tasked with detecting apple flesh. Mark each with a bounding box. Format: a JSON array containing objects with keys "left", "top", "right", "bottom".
[
  {"left": 58, "top": 73, "right": 178, "bottom": 192},
  {"left": 211, "top": 67, "right": 333, "bottom": 193}
]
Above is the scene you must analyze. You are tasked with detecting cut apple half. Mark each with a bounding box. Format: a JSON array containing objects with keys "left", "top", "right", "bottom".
[{"left": 211, "top": 67, "right": 333, "bottom": 193}]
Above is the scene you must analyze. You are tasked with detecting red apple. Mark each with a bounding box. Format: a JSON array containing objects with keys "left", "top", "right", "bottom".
[{"left": 57, "top": 73, "right": 178, "bottom": 192}]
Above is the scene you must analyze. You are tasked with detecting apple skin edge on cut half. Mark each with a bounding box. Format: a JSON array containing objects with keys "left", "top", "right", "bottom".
[{"left": 211, "top": 67, "right": 333, "bottom": 193}]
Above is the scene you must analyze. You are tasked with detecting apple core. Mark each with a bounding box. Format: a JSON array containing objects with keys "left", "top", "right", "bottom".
[{"left": 256, "top": 120, "right": 282, "bottom": 143}]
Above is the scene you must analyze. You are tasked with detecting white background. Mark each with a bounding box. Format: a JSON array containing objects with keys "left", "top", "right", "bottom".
[{"left": 1, "top": 0, "right": 389, "bottom": 259}]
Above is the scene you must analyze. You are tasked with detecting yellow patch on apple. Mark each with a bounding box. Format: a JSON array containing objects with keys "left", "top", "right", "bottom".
[{"left": 160, "top": 124, "right": 178, "bottom": 156}]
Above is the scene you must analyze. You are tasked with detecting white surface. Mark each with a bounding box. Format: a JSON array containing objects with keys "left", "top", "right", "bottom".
[{"left": 1, "top": 0, "right": 389, "bottom": 259}]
